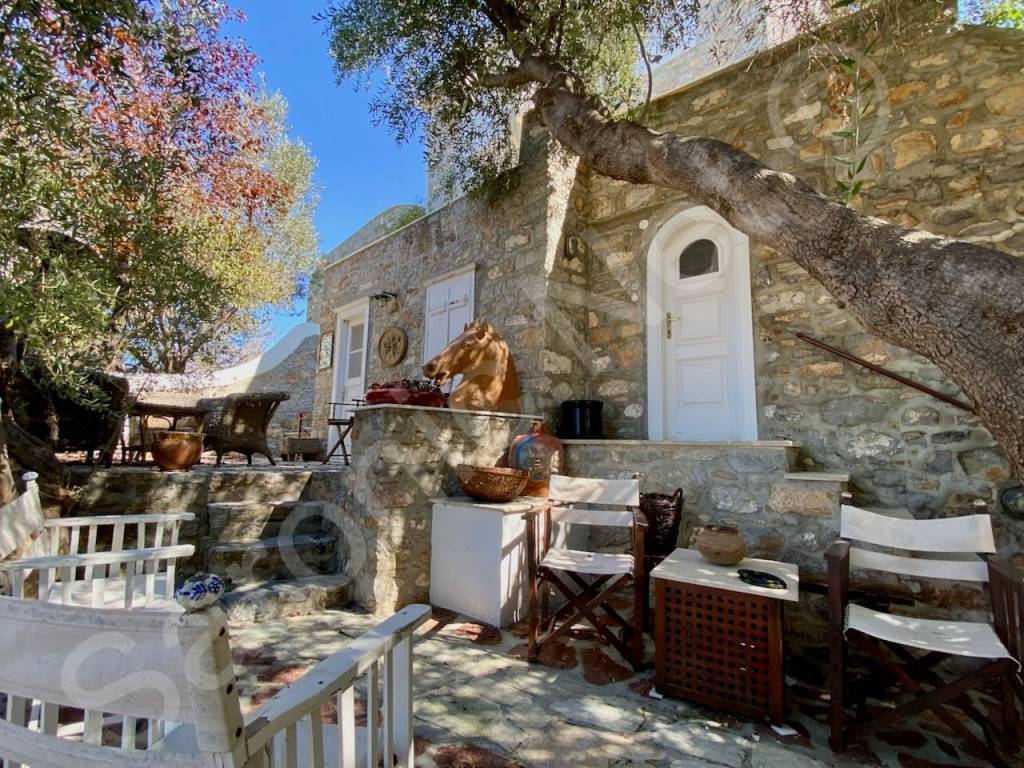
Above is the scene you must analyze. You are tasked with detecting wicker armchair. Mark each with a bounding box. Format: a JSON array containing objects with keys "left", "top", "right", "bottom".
[{"left": 202, "top": 391, "right": 289, "bottom": 466}]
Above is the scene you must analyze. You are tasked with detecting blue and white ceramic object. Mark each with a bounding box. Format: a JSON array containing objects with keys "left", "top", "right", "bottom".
[{"left": 175, "top": 573, "right": 225, "bottom": 612}]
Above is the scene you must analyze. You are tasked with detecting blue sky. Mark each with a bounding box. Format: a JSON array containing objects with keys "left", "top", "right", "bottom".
[{"left": 226, "top": 1, "right": 426, "bottom": 338}]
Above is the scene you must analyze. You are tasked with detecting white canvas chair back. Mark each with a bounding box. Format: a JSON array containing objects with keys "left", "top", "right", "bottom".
[
  {"left": 547, "top": 475, "right": 640, "bottom": 528},
  {"left": 0, "top": 473, "right": 46, "bottom": 561},
  {"left": 0, "top": 596, "right": 244, "bottom": 767},
  {"left": 840, "top": 504, "right": 996, "bottom": 582}
]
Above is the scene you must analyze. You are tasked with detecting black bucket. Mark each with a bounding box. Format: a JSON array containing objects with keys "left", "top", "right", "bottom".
[{"left": 560, "top": 400, "right": 604, "bottom": 439}]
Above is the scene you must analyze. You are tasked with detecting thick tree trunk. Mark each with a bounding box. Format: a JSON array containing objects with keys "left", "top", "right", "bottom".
[
  {"left": 0, "top": 416, "right": 15, "bottom": 506},
  {"left": 0, "top": 324, "right": 68, "bottom": 509},
  {"left": 0, "top": 324, "right": 18, "bottom": 506},
  {"left": 1, "top": 411, "right": 69, "bottom": 513},
  {"left": 528, "top": 79, "right": 1024, "bottom": 479}
]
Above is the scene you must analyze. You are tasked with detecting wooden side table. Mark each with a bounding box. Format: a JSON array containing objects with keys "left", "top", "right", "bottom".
[
  {"left": 280, "top": 436, "right": 324, "bottom": 462},
  {"left": 651, "top": 548, "right": 799, "bottom": 724},
  {"left": 130, "top": 398, "right": 213, "bottom": 464}
]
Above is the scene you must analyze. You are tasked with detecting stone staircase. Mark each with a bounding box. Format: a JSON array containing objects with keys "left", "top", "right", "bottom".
[
  {"left": 769, "top": 470, "right": 851, "bottom": 518},
  {"left": 205, "top": 498, "right": 353, "bottom": 624}
]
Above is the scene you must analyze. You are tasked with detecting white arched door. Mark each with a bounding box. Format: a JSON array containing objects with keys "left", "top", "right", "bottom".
[{"left": 646, "top": 207, "right": 757, "bottom": 441}]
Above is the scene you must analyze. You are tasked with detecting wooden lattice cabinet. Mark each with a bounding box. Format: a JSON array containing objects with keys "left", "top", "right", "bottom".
[{"left": 651, "top": 548, "right": 799, "bottom": 724}]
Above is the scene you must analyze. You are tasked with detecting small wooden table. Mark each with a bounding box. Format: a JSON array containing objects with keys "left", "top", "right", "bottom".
[
  {"left": 280, "top": 436, "right": 324, "bottom": 462},
  {"left": 130, "top": 398, "right": 213, "bottom": 463},
  {"left": 651, "top": 548, "right": 799, "bottom": 724}
]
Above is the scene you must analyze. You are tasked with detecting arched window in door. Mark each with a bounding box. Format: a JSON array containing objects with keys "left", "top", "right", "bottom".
[{"left": 678, "top": 238, "right": 719, "bottom": 279}]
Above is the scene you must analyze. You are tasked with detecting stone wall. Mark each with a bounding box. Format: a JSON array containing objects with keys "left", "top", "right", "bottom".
[
  {"left": 193, "top": 334, "right": 318, "bottom": 452},
  {"left": 309, "top": 133, "right": 586, "bottom": 439},
  {"left": 562, "top": 439, "right": 856, "bottom": 571},
  {"left": 574, "top": 5, "right": 1024, "bottom": 543},
  {"left": 130, "top": 329, "right": 318, "bottom": 455},
  {"left": 344, "top": 405, "right": 540, "bottom": 613}
]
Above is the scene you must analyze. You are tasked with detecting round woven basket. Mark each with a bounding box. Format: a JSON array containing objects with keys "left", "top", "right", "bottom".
[{"left": 455, "top": 464, "right": 528, "bottom": 503}]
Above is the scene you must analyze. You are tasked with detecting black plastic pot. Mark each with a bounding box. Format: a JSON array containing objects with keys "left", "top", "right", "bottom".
[{"left": 560, "top": 399, "right": 604, "bottom": 439}]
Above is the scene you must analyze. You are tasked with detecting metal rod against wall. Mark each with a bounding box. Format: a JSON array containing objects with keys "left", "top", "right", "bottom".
[{"left": 795, "top": 333, "right": 975, "bottom": 413}]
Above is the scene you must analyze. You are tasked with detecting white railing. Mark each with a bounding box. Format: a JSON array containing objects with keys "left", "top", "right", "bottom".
[{"left": 245, "top": 603, "right": 431, "bottom": 768}]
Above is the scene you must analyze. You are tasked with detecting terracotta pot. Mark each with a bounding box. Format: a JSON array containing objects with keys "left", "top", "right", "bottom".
[
  {"left": 696, "top": 525, "right": 746, "bottom": 566},
  {"left": 151, "top": 430, "right": 203, "bottom": 471}
]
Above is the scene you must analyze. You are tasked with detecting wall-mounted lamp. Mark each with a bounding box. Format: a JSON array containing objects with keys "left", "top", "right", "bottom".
[{"left": 370, "top": 290, "right": 399, "bottom": 314}]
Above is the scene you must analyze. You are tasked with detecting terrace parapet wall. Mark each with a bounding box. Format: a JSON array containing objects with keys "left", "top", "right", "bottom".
[
  {"left": 346, "top": 404, "right": 540, "bottom": 614},
  {"left": 561, "top": 439, "right": 846, "bottom": 570}
]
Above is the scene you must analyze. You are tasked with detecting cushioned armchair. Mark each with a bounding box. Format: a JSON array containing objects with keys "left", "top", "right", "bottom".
[{"left": 202, "top": 391, "right": 289, "bottom": 465}]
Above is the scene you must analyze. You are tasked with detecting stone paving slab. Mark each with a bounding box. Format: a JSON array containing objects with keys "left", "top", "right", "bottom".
[{"left": 230, "top": 607, "right": 1008, "bottom": 768}]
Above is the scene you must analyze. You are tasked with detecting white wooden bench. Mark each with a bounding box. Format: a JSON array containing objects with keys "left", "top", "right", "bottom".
[
  {"left": 0, "top": 596, "right": 431, "bottom": 767},
  {"left": 0, "top": 473, "right": 194, "bottom": 609}
]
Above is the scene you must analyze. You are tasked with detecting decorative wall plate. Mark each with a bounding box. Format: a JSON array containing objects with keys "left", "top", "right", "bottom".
[{"left": 378, "top": 326, "right": 408, "bottom": 367}]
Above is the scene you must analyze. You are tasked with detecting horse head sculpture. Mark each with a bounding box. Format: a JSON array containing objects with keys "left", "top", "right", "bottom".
[{"left": 423, "top": 320, "right": 522, "bottom": 413}]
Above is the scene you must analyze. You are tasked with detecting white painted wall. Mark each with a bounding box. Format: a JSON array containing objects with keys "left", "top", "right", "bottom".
[{"left": 126, "top": 322, "right": 320, "bottom": 393}]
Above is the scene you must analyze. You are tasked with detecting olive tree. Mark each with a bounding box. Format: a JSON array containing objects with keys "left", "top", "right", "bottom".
[
  {"left": 0, "top": 2, "right": 317, "bottom": 504},
  {"left": 322, "top": 0, "right": 1024, "bottom": 479}
]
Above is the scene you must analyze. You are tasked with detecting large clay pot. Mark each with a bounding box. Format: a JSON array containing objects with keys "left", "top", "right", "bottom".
[
  {"left": 151, "top": 430, "right": 203, "bottom": 471},
  {"left": 696, "top": 525, "right": 746, "bottom": 566},
  {"left": 507, "top": 421, "right": 563, "bottom": 497}
]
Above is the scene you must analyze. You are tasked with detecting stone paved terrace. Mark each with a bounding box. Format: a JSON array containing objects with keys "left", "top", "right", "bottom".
[{"left": 230, "top": 606, "right": 1005, "bottom": 768}]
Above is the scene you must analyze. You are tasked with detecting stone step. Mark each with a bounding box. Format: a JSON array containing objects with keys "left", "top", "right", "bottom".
[
  {"left": 208, "top": 500, "right": 329, "bottom": 542},
  {"left": 768, "top": 470, "right": 849, "bottom": 519},
  {"left": 222, "top": 574, "right": 353, "bottom": 625},
  {"left": 206, "top": 469, "right": 321, "bottom": 505},
  {"left": 783, "top": 471, "right": 851, "bottom": 483},
  {"left": 206, "top": 532, "right": 340, "bottom": 585}
]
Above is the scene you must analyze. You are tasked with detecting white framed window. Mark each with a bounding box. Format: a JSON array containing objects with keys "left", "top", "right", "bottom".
[{"left": 423, "top": 265, "right": 476, "bottom": 363}]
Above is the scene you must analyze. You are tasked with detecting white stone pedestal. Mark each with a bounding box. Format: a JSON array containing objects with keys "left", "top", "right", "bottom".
[{"left": 429, "top": 496, "right": 540, "bottom": 627}]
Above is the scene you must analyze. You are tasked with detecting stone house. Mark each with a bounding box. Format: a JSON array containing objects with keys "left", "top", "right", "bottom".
[{"left": 307, "top": 0, "right": 1024, "bottom": 608}]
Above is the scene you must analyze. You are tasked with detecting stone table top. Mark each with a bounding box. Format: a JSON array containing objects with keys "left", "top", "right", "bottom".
[{"left": 651, "top": 548, "right": 800, "bottom": 602}]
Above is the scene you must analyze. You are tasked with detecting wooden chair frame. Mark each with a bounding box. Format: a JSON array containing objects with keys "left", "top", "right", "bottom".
[
  {"left": 323, "top": 405, "right": 356, "bottom": 466},
  {"left": 827, "top": 514, "right": 1023, "bottom": 768},
  {"left": 323, "top": 401, "right": 356, "bottom": 466},
  {"left": 524, "top": 477, "right": 647, "bottom": 670}
]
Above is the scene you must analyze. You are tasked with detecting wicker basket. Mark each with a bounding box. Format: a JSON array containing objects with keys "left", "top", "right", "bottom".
[
  {"left": 455, "top": 464, "right": 528, "bottom": 503},
  {"left": 640, "top": 488, "right": 684, "bottom": 568}
]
